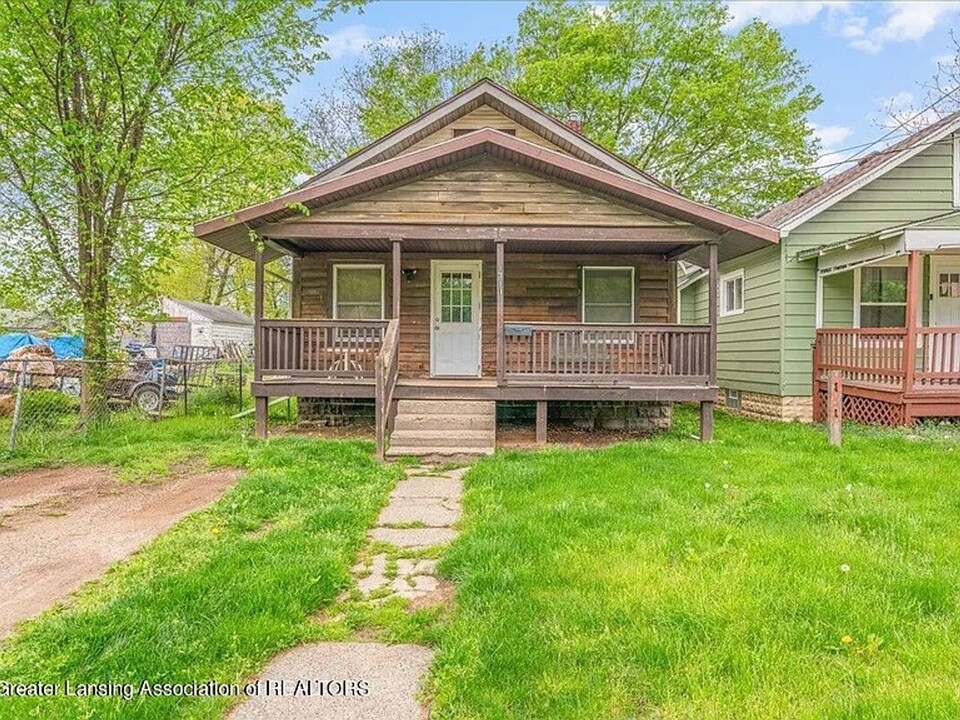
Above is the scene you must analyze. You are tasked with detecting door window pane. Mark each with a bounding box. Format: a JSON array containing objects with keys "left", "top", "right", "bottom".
[
  {"left": 440, "top": 272, "right": 473, "bottom": 324},
  {"left": 939, "top": 272, "right": 960, "bottom": 298},
  {"left": 335, "top": 266, "right": 383, "bottom": 320},
  {"left": 583, "top": 268, "right": 633, "bottom": 323}
]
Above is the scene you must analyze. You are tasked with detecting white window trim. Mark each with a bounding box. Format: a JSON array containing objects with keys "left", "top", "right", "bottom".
[
  {"left": 580, "top": 266, "right": 635, "bottom": 324},
  {"left": 331, "top": 263, "right": 385, "bottom": 320},
  {"left": 853, "top": 264, "right": 908, "bottom": 329},
  {"left": 953, "top": 134, "right": 960, "bottom": 207},
  {"left": 719, "top": 269, "right": 745, "bottom": 317}
]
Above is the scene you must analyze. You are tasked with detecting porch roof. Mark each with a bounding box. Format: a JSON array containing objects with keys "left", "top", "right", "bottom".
[
  {"left": 194, "top": 128, "right": 778, "bottom": 265},
  {"left": 797, "top": 210, "right": 960, "bottom": 274}
]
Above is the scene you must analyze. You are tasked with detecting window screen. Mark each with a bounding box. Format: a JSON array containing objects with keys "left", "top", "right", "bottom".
[
  {"left": 334, "top": 265, "right": 383, "bottom": 320},
  {"left": 859, "top": 266, "right": 906, "bottom": 328},
  {"left": 582, "top": 267, "right": 634, "bottom": 323}
]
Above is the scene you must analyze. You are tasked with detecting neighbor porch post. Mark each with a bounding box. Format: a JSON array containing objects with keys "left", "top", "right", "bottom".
[
  {"left": 903, "top": 250, "right": 922, "bottom": 396},
  {"left": 701, "top": 241, "right": 719, "bottom": 442},
  {"left": 253, "top": 242, "right": 267, "bottom": 439},
  {"left": 391, "top": 237, "right": 402, "bottom": 319},
  {"left": 496, "top": 238, "right": 506, "bottom": 385}
]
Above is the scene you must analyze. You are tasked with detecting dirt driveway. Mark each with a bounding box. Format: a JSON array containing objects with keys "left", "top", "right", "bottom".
[{"left": 0, "top": 465, "right": 241, "bottom": 637}]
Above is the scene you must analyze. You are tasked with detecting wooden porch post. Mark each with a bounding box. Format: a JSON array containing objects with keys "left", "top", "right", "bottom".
[
  {"left": 701, "top": 241, "right": 719, "bottom": 442},
  {"left": 536, "top": 399, "right": 547, "bottom": 444},
  {"left": 903, "top": 250, "right": 922, "bottom": 396},
  {"left": 290, "top": 257, "right": 302, "bottom": 319},
  {"left": 391, "top": 238, "right": 402, "bottom": 319},
  {"left": 496, "top": 239, "right": 506, "bottom": 385},
  {"left": 253, "top": 242, "right": 267, "bottom": 439}
]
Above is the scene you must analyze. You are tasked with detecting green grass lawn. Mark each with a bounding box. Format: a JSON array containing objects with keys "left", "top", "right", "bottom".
[
  {"left": 432, "top": 410, "right": 960, "bottom": 719},
  {"left": 0, "top": 415, "right": 401, "bottom": 719}
]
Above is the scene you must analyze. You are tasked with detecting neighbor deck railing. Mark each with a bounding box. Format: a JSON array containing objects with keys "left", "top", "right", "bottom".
[
  {"left": 502, "top": 323, "right": 711, "bottom": 383},
  {"left": 257, "top": 319, "right": 387, "bottom": 378},
  {"left": 813, "top": 327, "right": 960, "bottom": 391}
]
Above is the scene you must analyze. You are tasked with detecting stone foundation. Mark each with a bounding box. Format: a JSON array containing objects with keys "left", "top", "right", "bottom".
[
  {"left": 297, "top": 398, "right": 375, "bottom": 426},
  {"left": 718, "top": 390, "right": 813, "bottom": 422}
]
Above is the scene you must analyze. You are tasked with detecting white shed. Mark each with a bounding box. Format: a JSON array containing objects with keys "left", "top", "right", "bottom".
[{"left": 160, "top": 298, "right": 254, "bottom": 351}]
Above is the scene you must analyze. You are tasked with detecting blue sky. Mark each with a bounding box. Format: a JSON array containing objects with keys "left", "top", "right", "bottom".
[{"left": 288, "top": 1, "right": 960, "bottom": 174}]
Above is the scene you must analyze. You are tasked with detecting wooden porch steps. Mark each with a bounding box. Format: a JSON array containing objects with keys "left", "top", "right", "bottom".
[{"left": 385, "top": 400, "right": 496, "bottom": 459}]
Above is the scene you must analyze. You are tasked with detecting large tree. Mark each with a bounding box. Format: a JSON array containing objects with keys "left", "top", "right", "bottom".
[
  {"left": 0, "top": 0, "right": 354, "bottom": 419},
  {"left": 301, "top": 1, "right": 821, "bottom": 215}
]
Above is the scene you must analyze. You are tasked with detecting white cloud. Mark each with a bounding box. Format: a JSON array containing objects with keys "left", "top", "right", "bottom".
[
  {"left": 810, "top": 123, "right": 854, "bottom": 176},
  {"left": 322, "top": 24, "right": 377, "bottom": 60},
  {"left": 812, "top": 123, "right": 853, "bottom": 148},
  {"left": 725, "top": 1, "right": 849, "bottom": 30},
  {"left": 849, "top": 2, "right": 960, "bottom": 54}
]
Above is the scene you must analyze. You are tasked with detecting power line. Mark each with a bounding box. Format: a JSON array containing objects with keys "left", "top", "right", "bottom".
[{"left": 815, "top": 84, "right": 960, "bottom": 173}]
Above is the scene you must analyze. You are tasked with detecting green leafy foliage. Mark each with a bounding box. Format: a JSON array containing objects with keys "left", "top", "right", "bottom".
[
  {"left": 0, "top": 0, "right": 356, "bottom": 388},
  {"left": 302, "top": 1, "right": 821, "bottom": 215}
]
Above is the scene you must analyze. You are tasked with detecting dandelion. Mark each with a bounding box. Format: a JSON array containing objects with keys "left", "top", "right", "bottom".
[
  {"left": 841, "top": 635, "right": 853, "bottom": 645},
  {"left": 840, "top": 563, "right": 850, "bottom": 573}
]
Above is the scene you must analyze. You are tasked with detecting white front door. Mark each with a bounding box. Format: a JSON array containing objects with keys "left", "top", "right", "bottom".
[
  {"left": 928, "top": 259, "right": 960, "bottom": 373},
  {"left": 431, "top": 260, "right": 482, "bottom": 377}
]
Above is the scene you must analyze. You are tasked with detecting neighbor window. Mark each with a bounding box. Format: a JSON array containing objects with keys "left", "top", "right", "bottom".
[
  {"left": 858, "top": 266, "right": 906, "bottom": 327},
  {"left": 333, "top": 264, "right": 384, "bottom": 320},
  {"left": 581, "top": 267, "right": 634, "bottom": 323},
  {"left": 720, "top": 270, "right": 744, "bottom": 317}
]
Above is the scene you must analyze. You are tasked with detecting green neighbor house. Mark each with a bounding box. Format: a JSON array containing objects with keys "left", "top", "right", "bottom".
[{"left": 680, "top": 111, "right": 960, "bottom": 426}]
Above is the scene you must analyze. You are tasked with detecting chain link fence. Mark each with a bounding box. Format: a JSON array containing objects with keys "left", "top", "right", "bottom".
[{"left": 0, "top": 352, "right": 252, "bottom": 452}]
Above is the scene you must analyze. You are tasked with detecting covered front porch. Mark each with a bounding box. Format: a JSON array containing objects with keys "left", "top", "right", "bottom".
[
  {"left": 249, "top": 227, "right": 724, "bottom": 456},
  {"left": 809, "top": 220, "right": 960, "bottom": 425}
]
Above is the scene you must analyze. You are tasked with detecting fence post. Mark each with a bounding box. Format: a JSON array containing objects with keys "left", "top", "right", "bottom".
[
  {"left": 158, "top": 358, "right": 166, "bottom": 420},
  {"left": 8, "top": 360, "right": 27, "bottom": 450},
  {"left": 238, "top": 361, "right": 244, "bottom": 414},
  {"left": 827, "top": 369, "right": 842, "bottom": 447}
]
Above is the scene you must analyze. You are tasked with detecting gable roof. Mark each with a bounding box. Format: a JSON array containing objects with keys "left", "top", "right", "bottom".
[
  {"left": 761, "top": 111, "right": 960, "bottom": 232},
  {"left": 165, "top": 298, "right": 252, "bottom": 326},
  {"left": 301, "top": 78, "right": 675, "bottom": 192},
  {"left": 194, "top": 128, "right": 778, "bottom": 263}
]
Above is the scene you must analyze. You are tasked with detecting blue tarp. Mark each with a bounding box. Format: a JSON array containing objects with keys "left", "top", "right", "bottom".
[
  {"left": 0, "top": 333, "right": 47, "bottom": 360},
  {"left": 0, "top": 333, "right": 84, "bottom": 360},
  {"left": 49, "top": 335, "right": 84, "bottom": 359}
]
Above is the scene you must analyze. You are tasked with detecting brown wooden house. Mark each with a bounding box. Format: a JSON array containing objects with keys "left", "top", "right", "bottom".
[{"left": 194, "top": 80, "right": 778, "bottom": 457}]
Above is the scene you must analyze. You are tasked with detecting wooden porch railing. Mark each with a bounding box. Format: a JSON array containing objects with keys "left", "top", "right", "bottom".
[
  {"left": 813, "top": 327, "right": 960, "bottom": 391},
  {"left": 257, "top": 319, "right": 387, "bottom": 377},
  {"left": 502, "top": 323, "right": 711, "bottom": 383},
  {"left": 375, "top": 319, "right": 400, "bottom": 460}
]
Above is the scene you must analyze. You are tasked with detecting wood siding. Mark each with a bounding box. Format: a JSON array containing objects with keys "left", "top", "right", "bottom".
[
  {"left": 298, "top": 252, "right": 673, "bottom": 378},
  {"left": 404, "top": 106, "right": 562, "bottom": 154},
  {"left": 283, "top": 160, "right": 681, "bottom": 228}
]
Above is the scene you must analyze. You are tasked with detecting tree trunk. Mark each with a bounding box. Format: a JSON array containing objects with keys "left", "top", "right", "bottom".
[{"left": 78, "top": 220, "right": 112, "bottom": 427}]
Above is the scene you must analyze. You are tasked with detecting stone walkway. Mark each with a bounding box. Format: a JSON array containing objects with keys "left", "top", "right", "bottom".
[{"left": 230, "top": 464, "right": 466, "bottom": 719}]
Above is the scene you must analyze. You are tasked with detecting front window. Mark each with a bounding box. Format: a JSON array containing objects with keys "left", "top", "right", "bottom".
[
  {"left": 582, "top": 267, "right": 634, "bottom": 323},
  {"left": 859, "top": 266, "right": 906, "bottom": 327},
  {"left": 333, "top": 264, "right": 384, "bottom": 320}
]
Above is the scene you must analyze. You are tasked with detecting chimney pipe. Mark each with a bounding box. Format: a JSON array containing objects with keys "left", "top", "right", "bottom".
[{"left": 565, "top": 111, "right": 583, "bottom": 134}]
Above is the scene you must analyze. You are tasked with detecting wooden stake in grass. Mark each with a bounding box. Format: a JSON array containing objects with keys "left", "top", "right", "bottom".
[{"left": 827, "top": 370, "right": 842, "bottom": 446}]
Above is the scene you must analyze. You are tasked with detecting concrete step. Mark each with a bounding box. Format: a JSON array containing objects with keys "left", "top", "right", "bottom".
[
  {"left": 388, "top": 429, "right": 494, "bottom": 448},
  {"left": 393, "top": 414, "right": 496, "bottom": 432},
  {"left": 396, "top": 400, "right": 495, "bottom": 416},
  {"left": 385, "top": 446, "right": 494, "bottom": 460}
]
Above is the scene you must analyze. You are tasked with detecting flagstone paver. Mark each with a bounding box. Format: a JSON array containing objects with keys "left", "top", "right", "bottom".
[{"left": 230, "top": 463, "right": 469, "bottom": 720}]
